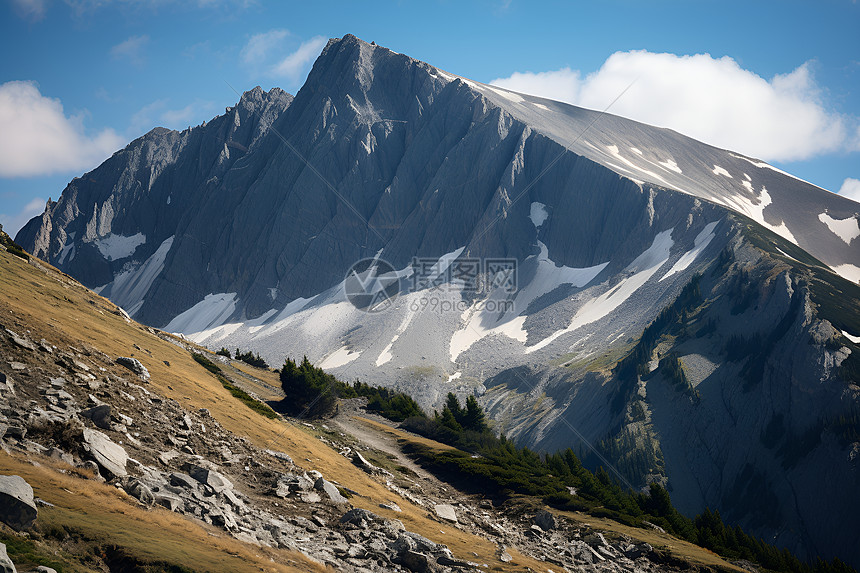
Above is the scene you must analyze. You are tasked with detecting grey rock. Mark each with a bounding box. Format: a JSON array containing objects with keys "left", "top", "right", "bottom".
[
  {"left": 395, "top": 550, "right": 433, "bottom": 573},
  {"left": 433, "top": 504, "right": 457, "bottom": 523},
  {"left": 0, "top": 542, "right": 15, "bottom": 573},
  {"left": 154, "top": 493, "right": 183, "bottom": 512},
  {"left": 314, "top": 477, "right": 347, "bottom": 504},
  {"left": 187, "top": 465, "right": 233, "bottom": 492},
  {"left": 340, "top": 508, "right": 377, "bottom": 527},
  {"left": 4, "top": 426, "right": 25, "bottom": 440},
  {"left": 158, "top": 449, "right": 180, "bottom": 465},
  {"left": 264, "top": 449, "right": 293, "bottom": 463},
  {"left": 82, "top": 428, "right": 128, "bottom": 478},
  {"left": 299, "top": 491, "right": 321, "bottom": 503},
  {"left": 169, "top": 473, "right": 198, "bottom": 489},
  {"left": 115, "top": 357, "right": 149, "bottom": 381},
  {"left": 0, "top": 474, "right": 37, "bottom": 530},
  {"left": 124, "top": 478, "right": 155, "bottom": 505},
  {"left": 34, "top": 567, "right": 58, "bottom": 573},
  {"left": 532, "top": 509, "right": 555, "bottom": 531},
  {"left": 81, "top": 404, "right": 112, "bottom": 430},
  {"left": 5, "top": 329, "right": 36, "bottom": 351}
]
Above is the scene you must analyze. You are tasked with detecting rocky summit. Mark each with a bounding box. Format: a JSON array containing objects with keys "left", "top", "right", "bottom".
[{"left": 11, "top": 34, "right": 860, "bottom": 569}]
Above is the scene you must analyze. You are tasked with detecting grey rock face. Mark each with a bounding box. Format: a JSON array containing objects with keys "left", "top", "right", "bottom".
[
  {"left": 0, "top": 475, "right": 37, "bottom": 530},
  {"left": 82, "top": 428, "right": 128, "bottom": 478}
]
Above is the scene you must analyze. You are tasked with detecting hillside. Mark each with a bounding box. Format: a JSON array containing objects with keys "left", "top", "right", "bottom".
[{"left": 0, "top": 241, "right": 761, "bottom": 572}]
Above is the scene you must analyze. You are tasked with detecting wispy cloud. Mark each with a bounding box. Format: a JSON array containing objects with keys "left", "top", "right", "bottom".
[
  {"left": 129, "top": 98, "right": 215, "bottom": 134},
  {"left": 10, "top": 0, "right": 46, "bottom": 21},
  {"left": 492, "top": 51, "right": 859, "bottom": 163},
  {"left": 0, "top": 197, "right": 46, "bottom": 238},
  {"left": 110, "top": 34, "right": 150, "bottom": 66},
  {"left": 271, "top": 35, "right": 327, "bottom": 83},
  {"left": 839, "top": 178, "right": 860, "bottom": 204},
  {"left": 241, "top": 29, "right": 289, "bottom": 65},
  {"left": 0, "top": 81, "right": 124, "bottom": 178}
]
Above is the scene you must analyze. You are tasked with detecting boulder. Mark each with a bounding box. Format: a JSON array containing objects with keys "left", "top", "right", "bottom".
[
  {"left": 124, "top": 478, "right": 154, "bottom": 505},
  {"left": 187, "top": 466, "right": 233, "bottom": 493},
  {"left": 533, "top": 509, "right": 556, "bottom": 531},
  {"left": 0, "top": 542, "right": 15, "bottom": 573},
  {"left": 82, "top": 428, "right": 128, "bottom": 478},
  {"left": 155, "top": 493, "right": 184, "bottom": 512},
  {"left": 340, "top": 508, "right": 377, "bottom": 527},
  {"left": 34, "top": 566, "right": 58, "bottom": 573},
  {"left": 81, "top": 404, "right": 112, "bottom": 430},
  {"left": 0, "top": 474, "right": 37, "bottom": 530},
  {"left": 433, "top": 503, "right": 458, "bottom": 523},
  {"left": 314, "top": 477, "right": 348, "bottom": 504},
  {"left": 4, "top": 426, "right": 26, "bottom": 441},
  {"left": 115, "top": 357, "right": 150, "bottom": 381},
  {"left": 169, "top": 473, "right": 198, "bottom": 489}
]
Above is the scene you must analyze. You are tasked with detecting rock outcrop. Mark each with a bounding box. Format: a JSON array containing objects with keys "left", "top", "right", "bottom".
[{"left": 0, "top": 475, "right": 37, "bottom": 530}]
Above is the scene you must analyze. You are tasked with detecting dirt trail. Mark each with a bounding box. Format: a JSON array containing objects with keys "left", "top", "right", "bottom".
[{"left": 330, "top": 399, "right": 441, "bottom": 485}]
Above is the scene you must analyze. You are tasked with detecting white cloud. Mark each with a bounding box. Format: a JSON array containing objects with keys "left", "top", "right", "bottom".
[
  {"left": 0, "top": 197, "right": 45, "bottom": 238},
  {"left": 110, "top": 35, "right": 150, "bottom": 65},
  {"left": 492, "top": 51, "right": 857, "bottom": 162},
  {"left": 241, "top": 29, "right": 289, "bottom": 65},
  {"left": 838, "top": 178, "right": 860, "bottom": 204},
  {"left": 129, "top": 98, "right": 215, "bottom": 134},
  {"left": 271, "top": 35, "right": 328, "bottom": 82},
  {"left": 0, "top": 81, "right": 124, "bottom": 178},
  {"left": 10, "top": 0, "right": 46, "bottom": 21}
]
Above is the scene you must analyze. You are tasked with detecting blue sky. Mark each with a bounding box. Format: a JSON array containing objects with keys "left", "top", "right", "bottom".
[{"left": 1, "top": 0, "right": 859, "bottom": 236}]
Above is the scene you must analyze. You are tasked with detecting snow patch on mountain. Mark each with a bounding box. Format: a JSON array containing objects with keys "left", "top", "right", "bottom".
[
  {"left": 818, "top": 212, "right": 860, "bottom": 244},
  {"left": 712, "top": 165, "right": 731, "bottom": 178},
  {"left": 606, "top": 145, "right": 668, "bottom": 185},
  {"left": 320, "top": 345, "right": 361, "bottom": 369},
  {"left": 831, "top": 264, "right": 860, "bottom": 285},
  {"left": 57, "top": 232, "right": 76, "bottom": 265},
  {"left": 658, "top": 158, "right": 682, "bottom": 174},
  {"left": 526, "top": 228, "right": 674, "bottom": 353},
  {"left": 376, "top": 299, "right": 419, "bottom": 366},
  {"left": 661, "top": 221, "right": 719, "bottom": 281},
  {"left": 165, "top": 292, "right": 237, "bottom": 340},
  {"left": 530, "top": 202, "right": 549, "bottom": 228},
  {"left": 106, "top": 236, "right": 174, "bottom": 317},
  {"left": 95, "top": 233, "right": 146, "bottom": 261},
  {"left": 451, "top": 242, "right": 608, "bottom": 361}
]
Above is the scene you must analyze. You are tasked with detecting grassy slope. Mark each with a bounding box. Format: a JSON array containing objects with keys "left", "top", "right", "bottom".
[
  {"left": 355, "top": 417, "right": 743, "bottom": 573},
  {"left": 0, "top": 250, "right": 554, "bottom": 572}
]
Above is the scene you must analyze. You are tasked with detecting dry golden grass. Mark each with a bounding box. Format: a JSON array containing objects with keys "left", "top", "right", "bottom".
[
  {"left": 0, "top": 251, "right": 554, "bottom": 571},
  {"left": 0, "top": 452, "right": 322, "bottom": 572},
  {"left": 353, "top": 416, "right": 455, "bottom": 452}
]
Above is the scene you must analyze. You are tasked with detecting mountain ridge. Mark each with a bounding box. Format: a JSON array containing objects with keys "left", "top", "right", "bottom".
[{"left": 14, "top": 34, "right": 860, "bottom": 568}]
